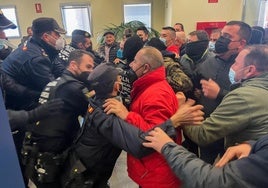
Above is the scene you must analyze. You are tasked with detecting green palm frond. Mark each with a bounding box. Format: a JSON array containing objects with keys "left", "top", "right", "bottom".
[{"left": 96, "top": 20, "right": 159, "bottom": 45}]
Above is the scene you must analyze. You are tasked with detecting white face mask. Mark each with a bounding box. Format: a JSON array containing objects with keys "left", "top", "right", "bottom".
[
  {"left": 55, "top": 37, "right": 65, "bottom": 50},
  {"left": 47, "top": 34, "right": 65, "bottom": 50},
  {"left": 208, "top": 41, "right": 216, "bottom": 51},
  {"left": 159, "top": 37, "right": 166, "bottom": 46}
]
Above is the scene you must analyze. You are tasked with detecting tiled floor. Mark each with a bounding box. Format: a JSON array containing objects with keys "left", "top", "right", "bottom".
[{"left": 109, "top": 151, "right": 138, "bottom": 188}]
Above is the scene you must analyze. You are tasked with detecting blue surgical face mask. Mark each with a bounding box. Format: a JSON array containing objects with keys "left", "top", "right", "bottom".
[
  {"left": 229, "top": 66, "right": 249, "bottom": 84},
  {"left": 117, "top": 48, "right": 123, "bottom": 58},
  {"left": 208, "top": 41, "right": 215, "bottom": 51},
  {"left": 229, "top": 68, "right": 236, "bottom": 84}
]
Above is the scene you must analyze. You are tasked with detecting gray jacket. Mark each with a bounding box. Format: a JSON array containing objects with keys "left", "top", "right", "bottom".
[
  {"left": 161, "top": 137, "right": 268, "bottom": 188},
  {"left": 183, "top": 72, "right": 268, "bottom": 148}
]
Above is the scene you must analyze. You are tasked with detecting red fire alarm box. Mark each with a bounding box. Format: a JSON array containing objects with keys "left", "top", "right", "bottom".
[
  {"left": 35, "top": 3, "right": 42, "bottom": 13},
  {"left": 208, "top": 0, "right": 218, "bottom": 3},
  {"left": 196, "top": 21, "right": 226, "bottom": 36}
]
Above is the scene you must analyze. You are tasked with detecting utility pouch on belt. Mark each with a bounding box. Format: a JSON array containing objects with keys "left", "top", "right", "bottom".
[
  {"left": 61, "top": 151, "right": 90, "bottom": 188},
  {"left": 21, "top": 132, "right": 39, "bottom": 179},
  {"left": 35, "top": 152, "right": 65, "bottom": 183},
  {"left": 21, "top": 132, "right": 66, "bottom": 184}
]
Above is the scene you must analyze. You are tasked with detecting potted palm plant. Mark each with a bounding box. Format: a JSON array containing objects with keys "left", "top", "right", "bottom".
[{"left": 96, "top": 20, "right": 159, "bottom": 45}]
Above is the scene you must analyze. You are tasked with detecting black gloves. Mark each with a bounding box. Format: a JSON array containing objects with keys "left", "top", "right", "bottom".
[{"left": 27, "top": 99, "right": 64, "bottom": 124}]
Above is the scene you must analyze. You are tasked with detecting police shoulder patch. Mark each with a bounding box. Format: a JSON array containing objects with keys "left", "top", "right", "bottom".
[{"left": 87, "top": 104, "right": 94, "bottom": 113}]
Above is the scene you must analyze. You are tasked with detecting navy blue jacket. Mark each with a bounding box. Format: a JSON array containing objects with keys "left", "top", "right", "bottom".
[{"left": 1, "top": 36, "right": 61, "bottom": 110}]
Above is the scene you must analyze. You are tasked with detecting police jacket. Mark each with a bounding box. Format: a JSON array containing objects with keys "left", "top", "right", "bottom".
[
  {"left": 1, "top": 36, "right": 61, "bottom": 110},
  {"left": 184, "top": 72, "right": 268, "bottom": 148},
  {"left": 75, "top": 97, "right": 122, "bottom": 179},
  {"left": 54, "top": 44, "right": 76, "bottom": 67},
  {"left": 161, "top": 135, "right": 268, "bottom": 188},
  {"left": 30, "top": 70, "right": 89, "bottom": 153}
]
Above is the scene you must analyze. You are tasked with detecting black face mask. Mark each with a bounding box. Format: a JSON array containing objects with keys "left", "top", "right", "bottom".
[
  {"left": 185, "top": 40, "right": 208, "bottom": 61},
  {"left": 215, "top": 36, "right": 231, "bottom": 54},
  {"left": 86, "top": 46, "right": 92, "bottom": 52},
  {"left": 76, "top": 71, "right": 91, "bottom": 89},
  {"left": 120, "top": 68, "right": 138, "bottom": 99}
]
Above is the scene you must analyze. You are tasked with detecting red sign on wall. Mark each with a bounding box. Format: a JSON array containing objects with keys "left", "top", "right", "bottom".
[
  {"left": 208, "top": 0, "right": 218, "bottom": 3},
  {"left": 35, "top": 3, "right": 42, "bottom": 13},
  {"left": 196, "top": 21, "right": 226, "bottom": 36}
]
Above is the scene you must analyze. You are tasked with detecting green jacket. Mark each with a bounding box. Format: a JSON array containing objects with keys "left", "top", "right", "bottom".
[{"left": 184, "top": 72, "right": 268, "bottom": 148}]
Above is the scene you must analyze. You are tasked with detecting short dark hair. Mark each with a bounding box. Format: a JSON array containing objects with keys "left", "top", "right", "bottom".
[
  {"left": 67, "top": 49, "right": 94, "bottom": 66},
  {"left": 188, "top": 30, "right": 209, "bottom": 41},
  {"left": 244, "top": 45, "right": 268, "bottom": 72},
  {"left": 136, "top": 26, "right": 149, "bottom": 35},
  {"left": 174, "top": 23, "right": 184, "bottom": 31},
  {"left": 226, "top": 21, "right": 252, "bottom": 43},
  {"left": 71, "top": 35, "right": 89, "bottom": 47},
  {"left": 162, "top": 26, "right": 176, "bottom": 32}
]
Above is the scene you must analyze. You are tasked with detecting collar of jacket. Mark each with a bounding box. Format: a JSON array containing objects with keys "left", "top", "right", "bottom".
[
  {"left": 185, "top": 49, "right": 209, "bottom": 63},
  {"left": 131, "top": 66, "right": 166, "bottom": 99},
  {"left": 62, "top": 69, "right": 79, "bottom": 81},
  {"left": 230, "top": 72, "right": 268, "bottom": 91},
  {"left": 30, "top": 36, "right": 59, "bottom": 61},
  {"left": 216, "top": 53, "right": 238, "bottom": 64}
]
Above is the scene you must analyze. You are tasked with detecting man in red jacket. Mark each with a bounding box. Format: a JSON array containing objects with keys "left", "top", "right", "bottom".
[{"left": 104, "top": 46, "right": 181, "bottom": 187}]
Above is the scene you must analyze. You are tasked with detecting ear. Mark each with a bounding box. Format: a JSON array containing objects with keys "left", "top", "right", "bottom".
[
  {"left": 69, "top": 61, "right": 78, "bottom": 70},
  {"left": 246, "top": 65, "right": 258, "bottom": 77},
  {"left": 239, "top": 39, "right": 247, "bottom": 48},
  {"left": 41, "top": 33, "right": 50, "bottom": 42},
  {"left": 77, "top": 42, "right": 84, "bottom": 49},
  {"left": 114, "top": 81, "right": 119, "bottom": 91},
  {"left": 142, "top": 63, "right": 151, "bottom": 74}
]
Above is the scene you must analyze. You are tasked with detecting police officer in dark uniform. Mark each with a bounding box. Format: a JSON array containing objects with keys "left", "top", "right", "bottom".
[
  {"left": 22, "top": 49, "right": 95, "bottom": 188},
  {"left": 55, "top": 29, "right": 91, "bottom": 67},
  {"left": 63, "top": 63, "right": 122, "bottom": 188},
  {"left": 55, "top": 29, "right": 104, "bottom": 67},
  {"left": 1, "top": 17, "right": 66, "bottom": 110}
]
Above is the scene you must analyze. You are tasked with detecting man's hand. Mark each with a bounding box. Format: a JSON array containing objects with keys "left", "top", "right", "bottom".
[
  {"left": 143, "top": 127, "right": 174, "bottom": 153},
  {"left": 170, "top": 99, "right": 204, "bottom": 128},
  {"left": 215, "top": 143, "right": 252, "bottom": 167},
  {"left": 27, "top": 99, "right": 64, "bottom": 123},
  {"left": 103, "top": 98, "right": 129, "bottom": 120},
  {"left": 200, "top": 78, "right": 220, "bottom": 99}
]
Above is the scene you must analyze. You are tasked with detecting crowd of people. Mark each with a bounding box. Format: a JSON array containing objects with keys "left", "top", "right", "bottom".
[{"left": 1, "top": 8, "right": 268, "bottom": 188}]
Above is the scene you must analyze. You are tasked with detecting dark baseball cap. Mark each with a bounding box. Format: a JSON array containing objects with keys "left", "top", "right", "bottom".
[
  {"left": 0, "top": 9, "right": 17, "bottom": 30},
  {"left": 88, "top": 63, "right": 119, "bottom": 97},
  {"left": 103, "top": 31, "right": 114, "bottom": 37},
  {"left": 72, "top": 29, "right": 91, "bottom": 38},
  {"left": 32, "top": 17, "right": 66, "bottom": 35}
]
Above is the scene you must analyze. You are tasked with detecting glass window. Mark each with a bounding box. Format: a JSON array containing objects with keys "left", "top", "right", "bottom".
[
  {"left": 0, "top": 6, "right": 20, "bottom": 38},
  {"left": 60, "top": 4, "right": 92, "bottom": 37},
  {"left": 257, "top": 0, "right": 268, "bottom": 27},
  {"left": 124, "top": 3, "right": 151, "bottom": 27}
]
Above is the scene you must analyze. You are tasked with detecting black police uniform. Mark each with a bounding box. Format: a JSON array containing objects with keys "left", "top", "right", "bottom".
[
  {"left": 1, "top": 36, "right": 64, "bottom": 110},
  {"left": 54, "top": 44, "right": 104, "bottom": 68},
  {"left": 23, "top": 70, "right": 89, "bottom": 188}
]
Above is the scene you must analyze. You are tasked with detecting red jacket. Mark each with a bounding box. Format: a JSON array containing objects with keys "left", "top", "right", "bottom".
[{"left": 126, "top": 66, "right": 182, "bottom": 188}]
